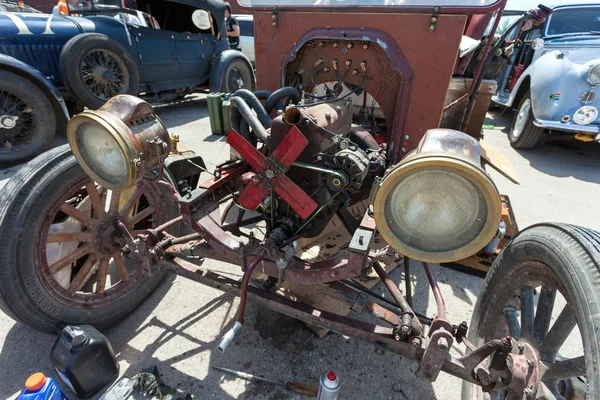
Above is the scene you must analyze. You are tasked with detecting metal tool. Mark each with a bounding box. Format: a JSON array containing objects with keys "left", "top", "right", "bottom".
[{"left": 214, "top": 366, "right": 319, "bottom": 397}]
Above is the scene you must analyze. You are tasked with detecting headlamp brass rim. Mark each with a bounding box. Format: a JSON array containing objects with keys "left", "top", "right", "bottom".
[
  {"left": 373, "top": 154, "right": 502, "bottom": 263},
  {"left": 67, "top": 111, "right": 140, "bottom": 190}
]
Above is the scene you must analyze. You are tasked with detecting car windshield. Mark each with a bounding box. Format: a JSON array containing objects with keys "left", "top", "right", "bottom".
[
  {"left": 239, "top": 0, "right": 498, "bottom": 8},
  {"left": 69, "top": 0, "right": 131, "bottom": 13},
  {"left": 546, "top": 6, "right": 600, "bottom": 37}
]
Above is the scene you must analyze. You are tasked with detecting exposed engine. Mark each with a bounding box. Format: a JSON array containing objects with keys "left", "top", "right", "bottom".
[{"left": 228, "top": 89, "right": 386, "bottom": 242}]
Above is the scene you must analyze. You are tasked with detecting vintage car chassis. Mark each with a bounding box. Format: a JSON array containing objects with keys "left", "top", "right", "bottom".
[{"left": 107, "top": 161, "right": 539, "bottom": 392}]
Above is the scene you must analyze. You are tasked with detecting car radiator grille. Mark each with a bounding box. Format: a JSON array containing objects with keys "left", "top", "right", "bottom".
[{"left": 0, "top": 43, "right": 63, "bottom": 82}]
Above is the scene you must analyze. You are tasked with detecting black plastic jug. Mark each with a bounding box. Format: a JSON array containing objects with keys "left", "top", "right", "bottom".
[{"left": 50, "top": 325, "right": 119, "bottom": 398}]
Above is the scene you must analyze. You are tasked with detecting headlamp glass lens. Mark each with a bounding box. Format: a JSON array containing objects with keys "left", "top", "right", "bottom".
[
  {"left": 573, "top": 106, "right": 598, "bottom": 125},
  {"left": 75, "top": 122, "right": 129, "bottom": 187},
  {"left": 384, "top": 170, "right": 488, "bottom": 253},
  {"left": 587, "top": 63, "right": 600, "bottom": 85}
]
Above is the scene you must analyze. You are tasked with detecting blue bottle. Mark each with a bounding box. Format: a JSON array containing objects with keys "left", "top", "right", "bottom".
[{"left": 19, "top": 373, "right": 68, "bottom": 400}]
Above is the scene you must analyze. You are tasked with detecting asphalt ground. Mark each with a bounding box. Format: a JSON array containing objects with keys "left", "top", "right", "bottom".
[{"left": 1, "top": 97, "right": 599, "bottom": 399}]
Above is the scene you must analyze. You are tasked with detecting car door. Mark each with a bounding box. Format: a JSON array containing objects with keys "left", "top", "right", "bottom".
[{"left": 127, "top": 18, "right": 216, "bottom": 92}]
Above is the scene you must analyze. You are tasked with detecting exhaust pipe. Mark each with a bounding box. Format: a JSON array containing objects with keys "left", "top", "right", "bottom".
[{"left": 217, "top": 321, "right": 243, "bottom": 353}]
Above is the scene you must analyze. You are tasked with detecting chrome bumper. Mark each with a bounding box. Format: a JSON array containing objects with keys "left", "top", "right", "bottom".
[{"left": 533, "top": 119, "right": 600, "bottom": 142}]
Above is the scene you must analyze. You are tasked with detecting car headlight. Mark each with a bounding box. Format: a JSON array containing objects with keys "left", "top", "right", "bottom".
[
  {"left": 573, "top": 106, "right": 598, "bottom": 125},
  {"left": 531, "top": 38, "right": 545, "bottom": 50},
  {"left": 373, "top": 129, "right": 501, "bottom": 263},
  {"left": 587, "top": 62, "right": 600, "bottom": 85},
  {"left": 67, "top": 95, "right": 171, "bottom": 190}
]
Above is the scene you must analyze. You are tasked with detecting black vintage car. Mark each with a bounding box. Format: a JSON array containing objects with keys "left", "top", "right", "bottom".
[{"left": 0, "top": 0, "right": 255, "bottom": 164}]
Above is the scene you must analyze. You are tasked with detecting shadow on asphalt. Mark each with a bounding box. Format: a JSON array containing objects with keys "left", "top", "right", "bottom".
[
  {"left": 155, "top": 96, "right": 210, "bottom": 130},
  {"left": 486, "top": 109, "right": 600, "bottom": 185}
]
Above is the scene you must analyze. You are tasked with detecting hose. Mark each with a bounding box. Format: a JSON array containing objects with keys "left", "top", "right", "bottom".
[
  {"left": 232, "top": 89, "right": 272, "bottom": 127},
  {"left": 264, "top": 87, "right": 301, "bottom": 114},
  {"left": 230, "top": 96, "right": 270, "bottom": 143}
]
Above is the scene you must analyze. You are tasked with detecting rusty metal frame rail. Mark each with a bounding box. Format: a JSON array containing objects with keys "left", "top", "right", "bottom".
[{"left": 164, "top": 256, "right": 482, "bottom": 385}]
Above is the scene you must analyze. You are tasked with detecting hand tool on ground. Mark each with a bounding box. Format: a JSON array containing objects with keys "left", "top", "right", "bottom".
[{"left": 214, "top": 366, "right": 319, "bottom": 397}]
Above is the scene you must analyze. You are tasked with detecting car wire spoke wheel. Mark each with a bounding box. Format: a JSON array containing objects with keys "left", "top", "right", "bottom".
[
  {"left": 80, "top": 49, "right": 130, "bottom": 101},
  {"left": 38, "top": 176, "right": 166, "bottom": 305},
  {"left": 222, "top": 58, "right": 254, "bottom": 93},
  {"left": 227, "top": 66, "right": 246, "bottom": 92},
  {"left": 0, "top": 70, "right": 56, "bottom": 164},
  {"left": 0, "top": 89, "right": 35, "bottom": 150},
  {"left": 463, "top": 224, "right": 600, "bottom": 399}
]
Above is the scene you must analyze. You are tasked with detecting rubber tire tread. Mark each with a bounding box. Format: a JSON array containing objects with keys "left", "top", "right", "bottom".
[
  {"left": 59, "top": 33, "right": 140, "bottom": 110},
  {"left": 0, "top": 70, "right": 56, "bottom": 164},
  {"left": 0, "top": 145, "right": 166, "bottom": 333},
  {"left": 462, "top": 223, "right": 600, "bottom": 399},
  {"left": 509, "top": 92, "right": 544, "bottom": 149}
]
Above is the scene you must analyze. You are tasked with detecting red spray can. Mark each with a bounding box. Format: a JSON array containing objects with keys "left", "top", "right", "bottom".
[{"left": 317, "top": 370, "right": 341, "bottom": 400}]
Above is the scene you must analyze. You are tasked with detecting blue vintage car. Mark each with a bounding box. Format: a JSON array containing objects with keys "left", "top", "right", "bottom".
[
  {"left": 0, "top": 0, "right": 255, "bottom": 163},
  {"left": 492, "top": 3, "right": 600, "bottom": 149}
]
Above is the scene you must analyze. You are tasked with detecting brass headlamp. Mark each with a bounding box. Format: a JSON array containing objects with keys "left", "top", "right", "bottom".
[
  {"left": 374, "top": 129, "right": 502, "bottom": 263},
  {"left": 67, "top": 95, "right": 171, "bottom": 190}
]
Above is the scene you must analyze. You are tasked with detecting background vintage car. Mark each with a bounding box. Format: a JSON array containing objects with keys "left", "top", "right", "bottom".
[
  {"left": 492, "top": 3, "right": 600, "bottom": 148},
  {"left": 0, "top": 0, "right": 255, "bottom": 164},
  {"left": 234, "top": 14, "right": 254, "bottom": 63}
]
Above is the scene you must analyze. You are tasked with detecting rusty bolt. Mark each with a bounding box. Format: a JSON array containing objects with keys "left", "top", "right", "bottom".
[
  {"left": 347, "top": 42, "right": 354, "bottom": 48},
  {"left": 501, "top": 336, "right": 513, "bottom": 350},
  {"left": 362, "top": 43, "right": 369, "bottom": 49},
  {"left": 345, "top": 60, "right": 352, "bottom": 66},
  {"left": 352, "top": 69, "right": 359, "bottom": 76},
  {"left": 400, "top": 325, "right": 411, "bottom": 336},
  {"left": 437, "top": 337, "right": 449, "bottom": 351},
  {"left": 265, "top": 169, "right": 275, "bottom": 179},
  {"left": 524, "top": 385, "right": 536, "bottom": 399},
  {"left": 324, "top": 67, "right": 330, "bottom": 72},
  {"left": 332, "top": 41, "right": 338, "bottom": 47}
]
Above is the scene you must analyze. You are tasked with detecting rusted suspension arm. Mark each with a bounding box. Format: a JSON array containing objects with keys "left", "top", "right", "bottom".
[{"left": 163, "top": 257, "right": 482, "bottom": 385}]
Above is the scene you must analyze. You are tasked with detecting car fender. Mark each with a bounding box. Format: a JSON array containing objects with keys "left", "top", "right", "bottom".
[
  {"left": 209, "top": 50, "right": 255, "bottom": 93},
  {"left": 0, "top": 53, "right": 69, "bottom": 133},
  {"left": 502, "top": 67, "right": 533, "bottom": 109},
  {"left": 527, "top": 50, "right": 598, "bottom": 121}
]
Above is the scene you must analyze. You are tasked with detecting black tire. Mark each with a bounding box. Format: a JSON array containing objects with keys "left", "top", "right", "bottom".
[
  {"left": 59, "top": 33, "right": 140, "bottom": 110},
  {"left": 221, "top": 58, "right": 254, "bottom": 93},
  {"left": 462, "top": 223, "right": 600, "bottom": 399},
  {"left": 0, "top": 70, "right": 56, "bottom": 164},
  {"left": 0, "top": 145, "right": 178, "bottom": 333},
  {"left": 508, "top": 91, "right": 544, "bottom": 149}
]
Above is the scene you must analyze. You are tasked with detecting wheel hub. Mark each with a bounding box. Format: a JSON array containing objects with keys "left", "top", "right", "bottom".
[
  {"left": 0, "top": 115, "right": 18, "bottom": 129},
  {"left": 93, "top": 216, "right": 126, "bottom": 255},
  {"left": 92, "top": 67, "right": 110, "bottom": 84},
  {"left": 507, "top": 341, "right": 540, "bottom": 399},
  {"left": 513, "top": 100, "right": 531, "bottom": 138}
]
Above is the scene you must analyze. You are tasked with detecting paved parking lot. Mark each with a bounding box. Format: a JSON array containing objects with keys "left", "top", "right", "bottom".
[{"left": 1, "top": 97, "right": 599, "bottom": 399}]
